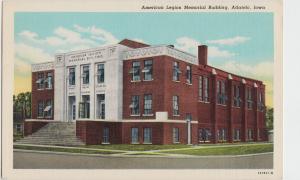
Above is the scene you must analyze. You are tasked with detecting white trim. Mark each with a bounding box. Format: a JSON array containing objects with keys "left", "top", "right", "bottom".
[
  {"left": 76, "top": 119, "right": 198, "bottom": 124},
  {"left": 25, "top": 119, "right": 61, "bottom": 122}
]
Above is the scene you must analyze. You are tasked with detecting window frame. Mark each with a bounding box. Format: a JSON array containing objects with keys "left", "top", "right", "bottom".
[
  {"left": 217, "top": 80, "right": 227, "bottom": 105},
  {"left": 96, "top": 63, "right": 105, "bottom": 84},
  {"left": 172, "top": 95, "right": 179, "bottom": 116},
  {"left": 172, "top": 61, "right": 180, "bottom": 81},
  {"left": 173, "top": 127, "right": 180, "bottom": 143},
  {"left": 36, "top": 72, "right": 45, "bottom": 90},
  {"left": 132, "top": 61, "right": 141, "bottom": 82},
  {"left": 143, "top": 94, "right": 153, "bottom": 115},
  {"left": 82, "top": 65, "right": 90, "bottom": 85},
  {"left": 143, "top": 128, "right": 152, "bottom": 144},
  {"left": 143, "top": 60, "right": 153, "bottom": 81},
  {"left": 131, "top": 127, "right": 139, "bottom": 144},
  {"left": 69, "top": 67, "right": 76, "bottom": 86},
  {"left": 130, "top": 95, "right": 140, "bottom": 115},
  {"left": 102, "top": 127, "right": 110, "bottom": 144},
  {"left": 37, "top": 100, "right": 44, "bottom": 118},
  {"left": 186, "top": 65, "right": 192, "bottom": 84}
]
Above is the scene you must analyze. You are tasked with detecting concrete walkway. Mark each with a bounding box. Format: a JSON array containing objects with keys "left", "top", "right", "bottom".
[{"left": 14, "top": 150, "right": 273, "bottom": 169}]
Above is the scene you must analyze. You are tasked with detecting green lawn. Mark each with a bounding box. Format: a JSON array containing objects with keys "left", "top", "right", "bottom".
[
  {"left": 84, "top": 144, "right": 192, "bottom": 151},
  {"left": 159, "top": 144, "right": 273, "bottom": 156},
  {"left": 13, "top": 145, "right": 124, "bottom": 154}
]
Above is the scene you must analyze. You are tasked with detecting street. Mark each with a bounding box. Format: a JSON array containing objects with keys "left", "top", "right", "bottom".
[{"left": 13, "top": 150, "right": 273, "bottom": 169}]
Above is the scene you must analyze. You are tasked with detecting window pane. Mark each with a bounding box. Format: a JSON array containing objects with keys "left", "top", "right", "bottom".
[
  {"left": 69, "top": 68, "right": 75, "bottom": 85},
  {"left": 97, "top": 64, "right": 105, "bottom": 83},
  {"left": 132, "top": 61, "right": 140, "bottom": 81},
  {"left": 144, "top": 60, "right": 153, "bottom": 80},
  {"left": 131, "top": 128, "right": 139, "bottom": 143},
  {"left": 173, "top": 128, "right": 179, "bottom": 143},
  {"left": 82, "top": 65, "right": 89, "bottom": 84},
  {"left": 144, "top": 94, "right": 152, "bottom": 115},
  {"left": 199, "top": 76, "right": 203, "bottom": 101},
  {"left": 131, "top": 95, "right": 140, "bottom": 115},
  {"left": 143, "top": 128, "right": 152, "bottom": 143},
  {"left": 103, "top": 127, "right": 109, "bottom": 143},
  {"left": 172, "top": 96, "right": 179, "bottom": 115},
  {"left": 173, "top": 62, "right": 180, "bottom": 81}
]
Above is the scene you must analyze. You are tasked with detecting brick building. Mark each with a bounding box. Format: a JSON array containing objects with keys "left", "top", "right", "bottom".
[{"left": 26, "top": 39, "right": 267, "bottom": 145}]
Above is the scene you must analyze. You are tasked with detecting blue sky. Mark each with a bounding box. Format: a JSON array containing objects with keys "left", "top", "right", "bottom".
[{"left": 14, "top": 12, "right": 274, "bottom": 106}]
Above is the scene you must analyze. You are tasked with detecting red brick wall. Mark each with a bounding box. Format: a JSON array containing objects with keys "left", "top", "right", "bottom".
[
  {"left": 76, "top": 121, "right": 198, "bottom": 145},
  {"left": 24, "top": 121, "right": 49, "bottom": 136},
  {"left": 31, "top": 70, "right": 54, "bottom": 120},
  {"left": 123, "top": 56, "right": 166, "bottom": 119}
]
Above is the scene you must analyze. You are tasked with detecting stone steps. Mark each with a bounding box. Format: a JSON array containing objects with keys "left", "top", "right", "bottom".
[{"left": 16, "top": 122, "right": 85, "bottom": 146}]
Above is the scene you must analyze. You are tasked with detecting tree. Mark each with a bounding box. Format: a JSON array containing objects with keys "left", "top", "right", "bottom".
[
  {"left": 265, "top": 107, "right": 273, "bottom": 130},
  {"left": 13, "top": 92, "right": 31, "bottom": 118}
]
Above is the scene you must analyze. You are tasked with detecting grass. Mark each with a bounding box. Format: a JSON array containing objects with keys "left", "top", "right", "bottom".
[
  {"left": 159, "top": 144, "right": 273, "bottom": 156},
  {"left": 84, "top": 144, "right": 192, "bottom": 151},
  {"left": 14, "top": 145, "right": 124, "bottom": 154}
]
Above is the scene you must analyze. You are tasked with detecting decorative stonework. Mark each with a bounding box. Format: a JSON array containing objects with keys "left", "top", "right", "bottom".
[
  {"left": 32, "top": 62, "right": 54, "bottom": 72},
  {"left": 123, "top": 46, "right": 198, "bottom": 65}
]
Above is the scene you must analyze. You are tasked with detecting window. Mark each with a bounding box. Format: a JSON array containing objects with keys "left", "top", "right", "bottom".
[
  {"left": 69, "top": 68, "right": 76, "bottom": 85},
  {"left": 36, "top": 73, "right": 44, "bottom": 89},
  {"left": 199, "top": 128, "right": 211, "bottom": 142},
  {"left": 173, "top": 128, "right": 179, "bottom": 143},
  {"left": 248, "top": 129, "right": 253, "bottom": 141},
  {"left": 233, "top": 85, "right": 241, "bottom": 107},
  {"left": 103, "top": 127, "right": 109, "bottom": 143},
  {"left": 130, "top": 95, "right": 140, "bottom": 115},
  {"left": 82, "top": 65, "right": 89, "bottom": 84},
  {"left": 199, "top": 76, "right": 209, "bottom": 102},
  {"left": 143, "top": 60, "right": 153, "bottom": 80},
  {"left": 234, "top": 129, "right": 241, "bottom": 141},
  {"left": 144, "top": 94, "right": 152, "bottom": 115},
  {"left": 97, "top": 94, "right": 105, "bottom": 119},
  {"left": 247, "top": 87, "right": 253, "bottom": 109},
  {"left": 97, "top": 63, "right": 105, "bottom": 83},
  {"left": 44, "top": 100, "right": 53, "bottom": 118},
  {"left": 37, "top": 101, "right": 44, "bottom": 117},
  {"left": 186, "top": 65, "right": 192, "bottom": 84},
  {"left": 218, "top": 128, "right": 227, "bottom": 142},
  {"left": 131, "top": 61, "right": 140, "bottom": 81},
  {"left": 143, "top": 128, "right": 152, "bottom": 144},
  {"left": 16, "top": 124, "right": 22, "bottom": 133},
  {"left": 79, "top": 95, "right": 90, "bottom": 118},
  {"left": 131, "top": 128, "right": 139, "bottom": 144},
  {"left": 172, "top": 96, "right": 179, "bottom": 115},
  {"left": 258, "top": 91, "right": 264, "bottom": 111},
  {"left": 217, "top": 80, "right": 227, "bottom": 105},
  {"left": 173, "top": 61, "right": 181, "bottom": 81},
  {"left": 199, "top": 76, "right": 203, "bottom": 100},
  {"left": 45, "top": 72, "right": 53, "bottom": 89}
]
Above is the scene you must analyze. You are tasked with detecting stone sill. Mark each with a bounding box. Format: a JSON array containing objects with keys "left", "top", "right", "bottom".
[{"left": 142, "top": 114, "right": 154, "bottom": 117}]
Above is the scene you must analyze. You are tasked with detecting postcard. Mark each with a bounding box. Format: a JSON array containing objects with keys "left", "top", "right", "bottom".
[{"left": 1, "top": 0, "right": 282, "bottom": 179}]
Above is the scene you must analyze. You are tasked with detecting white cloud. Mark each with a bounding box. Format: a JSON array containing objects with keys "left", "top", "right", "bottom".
[
  {"left": 174, "top": 36, "right": 235, "bottom": 58},
  {"left": 19, "top": 30, "right": 39, "bottom": 40},
  {"left": 74, "top": 24, "right": 119, "bottom": 45},
  {"left": 219, "top": 60, "right": 273, "bottom": 80},
  {"left": 15, "top": 43, "right": 52, "bottom": 64},
  {"left": 208, "top": 46, "right": 235, "bottom": 58},
  {"left": 207, "top": 36, "right": 250, "bottom": 46}
]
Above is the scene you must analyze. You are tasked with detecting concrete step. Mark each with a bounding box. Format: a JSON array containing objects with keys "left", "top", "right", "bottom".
[{"left": 17, "top": 122, "right": 85, "bottom": 146}]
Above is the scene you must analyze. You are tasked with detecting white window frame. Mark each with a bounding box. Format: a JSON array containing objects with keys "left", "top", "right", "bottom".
[
  {"left": 173, "top": 128, "right": 180, "bottom": 143},
  {"left": 96, "top": 63, "right": 105, "bottom": 84},
  {"left": 131, "top": 128, "right": 139, "bottom": 144}
]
